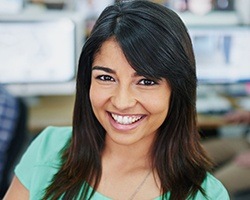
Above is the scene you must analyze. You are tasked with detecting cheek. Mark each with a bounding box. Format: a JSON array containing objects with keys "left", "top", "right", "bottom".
[
  {"left": 89, "top": 83, "right": 109, "bottom": 109},
  {"left": 148, "top": 98, "right": 170, "bottom": 115},
  {"left": 140, "top": 90, "right": 171, "bottom": 115},
  {"left": 90, "top": 85, "right": 100, "bottom": 108}
]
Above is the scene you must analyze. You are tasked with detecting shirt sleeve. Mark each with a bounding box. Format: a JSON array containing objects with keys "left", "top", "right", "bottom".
[
  {"left": 201, "top": 173, "right": 230, "bottom": 200},
  {"left": 14, "top": 126, "right": 72, "bottom": 190},
  {"left": 14, "top": 128, "right": 49, "bottom": 190}
]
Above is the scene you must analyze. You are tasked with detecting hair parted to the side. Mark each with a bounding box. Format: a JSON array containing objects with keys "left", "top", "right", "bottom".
[{"left": 43, "top": 1, "right": 213, "bottom": 199}]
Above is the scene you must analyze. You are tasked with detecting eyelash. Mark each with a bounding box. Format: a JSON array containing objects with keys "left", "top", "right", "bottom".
[
  {"left": 95, "top": 75, "right": 158, "bottom": 86},
  {"left": 96, "top": 75, "right": 115, "bottom": 82},
  {"left": 138, "top": 79, "right": 157, "bottom": 86}
]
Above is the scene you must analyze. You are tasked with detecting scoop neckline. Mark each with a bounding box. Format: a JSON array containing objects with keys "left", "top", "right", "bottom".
[{"left": 87, "top": 184, "right": 165, "bottom": 200}]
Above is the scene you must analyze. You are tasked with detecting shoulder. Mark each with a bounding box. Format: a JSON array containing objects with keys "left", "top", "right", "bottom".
[
  {"left": 14, "top": 126, "right": 72, "bottom": 196},
  {"left": 37, "top": 125, "right": 72, "bottom": 140},
  {"left": 29, "top": 126, "right": 72, "bottom": 165},
  {"left": 34, "top": 126, "right": 72, "bottom": 151},
  {"left": 16, "top": 126, "right": 72, "bottom": 168},
  {"left": 199, "top": 173, "right": 230, "bottom": 200}
]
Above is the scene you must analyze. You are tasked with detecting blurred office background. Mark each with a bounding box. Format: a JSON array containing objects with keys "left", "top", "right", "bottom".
[{"left": 0, "top": 0, "right": 250, "bottom": 199}]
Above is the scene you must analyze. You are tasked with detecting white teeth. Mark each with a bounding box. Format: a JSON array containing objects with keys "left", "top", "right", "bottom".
[{"left": 111, "top": 113, "right": 142, "bottom": 125}]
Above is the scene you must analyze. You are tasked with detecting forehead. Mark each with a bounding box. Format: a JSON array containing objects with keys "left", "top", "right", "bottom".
[
  {"left": 94, "top": 39, "right": 123, "bottom": 60},
  {"left": 92, "top": 39, "right": 133, "bottom": 70}
]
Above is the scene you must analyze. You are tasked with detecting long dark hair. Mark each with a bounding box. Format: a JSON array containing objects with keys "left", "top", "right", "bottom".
[{"left": 43, "top": 1, "right": 213, "bottom": 199}]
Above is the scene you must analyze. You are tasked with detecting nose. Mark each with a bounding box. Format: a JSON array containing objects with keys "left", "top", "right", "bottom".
[{"left": 111, "top": 85, "right": 137, "bottom": 111}]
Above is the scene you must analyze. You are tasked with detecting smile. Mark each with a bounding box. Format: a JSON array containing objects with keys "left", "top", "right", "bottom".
[{"left": 111, "top": 113, "right": 143, "bottom": 125}]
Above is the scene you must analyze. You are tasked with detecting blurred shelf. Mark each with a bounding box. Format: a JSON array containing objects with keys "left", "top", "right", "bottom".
[
  {"left": 178, "top": 11, "right": 239, "bottom": 26},
  {"left": 28, "top": 95, "right": 75, "bottom": 133}
]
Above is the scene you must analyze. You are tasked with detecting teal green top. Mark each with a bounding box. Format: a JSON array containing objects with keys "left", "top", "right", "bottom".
[{"left": 15, "top": 126, "right": 229, "bottom": 200}]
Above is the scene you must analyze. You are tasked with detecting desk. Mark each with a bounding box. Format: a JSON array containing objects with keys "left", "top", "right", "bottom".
[{"left": 27, "top": 95, "right": 229, "bottom": 134}]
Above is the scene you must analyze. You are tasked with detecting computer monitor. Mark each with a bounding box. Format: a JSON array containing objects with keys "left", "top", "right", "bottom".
[
  {"left": 188, "top": 25, "right": 250, "bottom": 84},
  {"left": 0, "top": 11, "right": 85, "bottom": 96}
]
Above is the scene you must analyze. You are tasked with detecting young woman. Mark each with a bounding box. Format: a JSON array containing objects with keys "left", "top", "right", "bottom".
[{"left": 4, "top": 1, "right": 229, "bottom": 199}]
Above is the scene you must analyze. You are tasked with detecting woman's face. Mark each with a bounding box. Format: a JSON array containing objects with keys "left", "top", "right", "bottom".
[{"left": 90, "top": 39, "right": 171, "bottom": 146}]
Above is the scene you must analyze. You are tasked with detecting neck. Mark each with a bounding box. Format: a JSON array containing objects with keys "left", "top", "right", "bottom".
[{"left": 102, "top": 136, "right": 154, "bottom": 170}]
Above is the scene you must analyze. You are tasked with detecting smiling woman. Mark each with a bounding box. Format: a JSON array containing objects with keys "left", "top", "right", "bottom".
[
  {"left": 90, "top": 39, "right": 170, "bottom": 146},
  {"left": 4, "top": 1, "right": 229, "bottom": 200}
]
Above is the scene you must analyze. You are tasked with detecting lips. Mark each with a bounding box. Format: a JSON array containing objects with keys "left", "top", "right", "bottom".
[{"left": 110, "top": 113, "right": 144, "bottom": 125}]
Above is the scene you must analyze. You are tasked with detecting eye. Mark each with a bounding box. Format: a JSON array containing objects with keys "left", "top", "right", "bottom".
[
  {"left": 96, "top": 75, "right": 115, "bottom": 82},
  {"left": 138, "top": 79, "right": 157, "bottom": 86}
]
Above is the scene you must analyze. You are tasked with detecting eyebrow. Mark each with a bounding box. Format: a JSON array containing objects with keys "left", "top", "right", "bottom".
[
  {"left": 92, "top": 66, "right": 115, "bottom": 74},
  {"left": 92, "top": 66, "right": 139, "bottom": 77}
]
